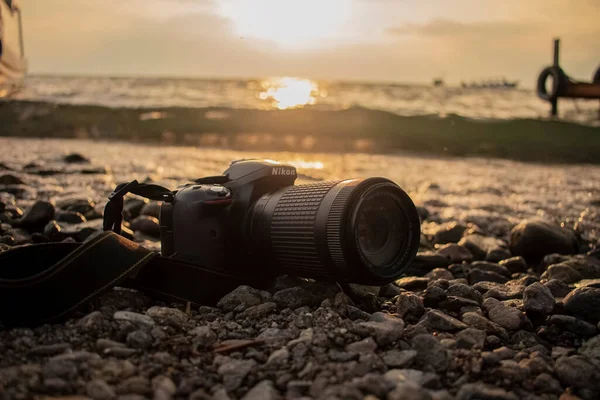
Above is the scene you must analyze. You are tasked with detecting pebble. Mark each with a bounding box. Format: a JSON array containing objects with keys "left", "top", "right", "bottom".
[
  {"left": 510, "top": 218, "right": 578, "bottom": 263},
  {"left": 29, "top": 343, "right": 72, "bottom": 356},
  {"left": 436, "top": 243, "right": 473, "bottom": 263},
  {"left": 541, "top": 263, "right": 583, "bottom": 283},
  {"left": 548, "top": 315, "right": 597, "bottom": 336},
  {"left": 523, "top": 282, "right": 555, "bottom": 320},
  {"left": 455, "top": 383, "right": 518, "bottom": 400},
  {"left": 554, "top": 355, "right": 600, "bottom": 392},
  {"left": 544, "top": 279, "right": 572, "bottom": 298},
  {"left": 579, "top": 335, "right": 600, "bottom": 359},
  {"left": 432, "top": 221, "right": 466, "bottom": 244},
  {"left": 499, "top": 256, "right": 529, "bottom": 274},
  {"left": 345, "top": 337, "right": 378, "bottom": 353},
  {"left": 113, "top": 311, "right": 155, "bottom": 328},
  {"left": 396, "top": 292, "right": 425, "bottom": 320},
  {"left": 483, "top": 298, "right": 529, "bottom": 331},
  {"left": 217, "top": 359, "right": 257, "bottom": 391},
  {"left": 146, "top": 306, "right": 188, "bottom": 329},
  {"left": 18, "top": 200, "right": 55, "bottom": 230},
  {"left": 217, "top": 285, "right": 271, "bottom": 311},
  {"left": 129, "top": 215, "right": 161, "bottom": 238},
  {"left": 456, "top": 328, "right": 486, "bottom": 349},
  {"left": 563, "top": 287, "right": 600, "bottom": 323},
  {"left": 412, "top": 334, "right": 449, "bottom": 372},
  {"left": 266, "top": 346, "right": 290, "bottom": 366},
  {"left": 447, "top": 283, "right": 483, "bottom": 304},
  {"left": 462, "top": 312, "right": 508, "bottom": 339},
  {"left": 458, "top": 234, "right": 506, "bottom": 261},
  {"left": 468, "top": 269, "right": 508, "bottom": 284},
  {"left": 382, "top": 349, "right": 417, "bottom": 368},
  {"left": 395, "top": 277, "right": 430, "bottom": 291},
  {"left": 354, "top": 312, "right": 405, "bottom": 346},
  {"left": 191, "top": 325, "right": 217, "bottom": 348},
  {"left": 418, "top": 309, "right": 467, "bottom": 332},
  {"left": 86, "top": 379, "right": 117, "bottom": 400},
  {"left": 126, "top": 330, "right": 153, "bottom": 349},
  {"left": 55, "top": 210, "right": 87, "bottom": 224},
  {"left": 241, "top": 380, "right": 280, "bottom": 400},
  {"left": 64, "top": 153, "right": 90, "bottom": 163}
]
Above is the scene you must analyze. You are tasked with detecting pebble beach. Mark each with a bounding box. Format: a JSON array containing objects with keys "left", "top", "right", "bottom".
[{"left": 1, "top": 137, "right": 600, "bottom": 400}]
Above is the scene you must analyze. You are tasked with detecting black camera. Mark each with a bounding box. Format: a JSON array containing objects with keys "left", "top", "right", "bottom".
[{"left": 158, "top": 159, "right": 421, "bottom": 286}]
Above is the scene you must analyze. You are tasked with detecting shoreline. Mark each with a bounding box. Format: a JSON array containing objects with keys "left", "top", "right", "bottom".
[{"left": 1, "top": 100, "right": 599, "bottom": 165}]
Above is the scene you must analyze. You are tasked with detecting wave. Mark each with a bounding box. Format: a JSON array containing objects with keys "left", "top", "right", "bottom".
[{"left": 1, "top": 100, "right": 599, "bottom": 164}]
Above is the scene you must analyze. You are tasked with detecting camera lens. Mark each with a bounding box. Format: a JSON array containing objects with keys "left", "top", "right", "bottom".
[{"left": 248, "top": 177, "right": 420, "bottom": 285}]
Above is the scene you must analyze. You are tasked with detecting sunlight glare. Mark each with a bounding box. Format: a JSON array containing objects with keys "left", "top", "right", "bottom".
[
  {"left": 218, "top": 0, "right": 353, "bottom": 48},
  {"left": 259, "top": 77, "right": 319, "bottom": 109}
]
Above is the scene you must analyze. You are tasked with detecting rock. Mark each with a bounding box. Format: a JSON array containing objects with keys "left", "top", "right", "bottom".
[
  {"left": 96, "top": 339, "right": 126, "bottom": 351},
  {"left": 64, "top": 153, "right": 90, "bottom": 163},
  {"left": 483, "top": 298, "right": 529, "bottom": 331},
  {"left": 423, "top": 285, "right": 447, "bottom": 308},
  {"left": 458, "top": 234, "right": 506, "bottom": 261},
  {"left": 418, "top": 309, "right": 467, "bottom": 332},
  {"left": 563, "top": 287, "right": 600, "bottom": 323},
  {"left": 56, "top": 197, "right": 95, "bottom": 214},
  {"left": 436, "top": 243, "right": 473, "bottom": 263},
  {"left": 29, "top": 343, "right": 72, "bottom": 356},
  {"left": 146, "top": 306, "right": 187, "bottom": 329},
  {"left": 456, "top": 382, "right": 518, "bottom": 400},
  {"left": 0, "top": 174, "right": 25, "bottom": 185},
  {"left": 396, "top": 292, "right": 425, "bottom": 320},
  {"left": 345, "top": 337, "right": 378, "bottom": 353},
  {"left": 541, "top": 263, "right": 583, "bottom": 284},
  {"left": 499, "top": 256, "right": 528, "bottom": 274},
  {"left": 447, "top": 283, "right": 483, "bottom": 304},
  {"left": 113, "top": 311, "right": 155, "bottom": 328},
  {"left": 554, "top": 355, "right": 600, "bottom": 392},
  {"left": 55, "top": 211, "right": 86, "bottom": 224},
  {"left": 217, "top": 285, "right": 271, "bottom": 311},
  {"left": 354, "top": 312, "right": 405, "bottom": 346},
  {"left": 241, "top": 380, "right": 280, "bottom": 400},
  {"left": 129, "top": 215, "right": 160, "bottom": 238},
  {"left": 412, "top": 334, "right": 449, "bottom": 371},
  {"left": 395, "top": 277, "right": 430, "bottom": 291},
  {"left": 217, "top": 359, "right": 256, "bottom": 391},
  {"left": 191, "top": 325, "right": 217, "bottom": 348},
  {"left": 126, "top": 330, "right": 153, "bottom": 349},
  {"left": 462, "top": 312, "right": 508, "bottom": 339},
  {"left": 382, "top": 349, "right": 417, "bottom": 368},
  {"left": 456, "top": 328, "right": 486, "bottom": 349},
  {"left": 533, "top": 373, "right": 563, "bottom": 395},
  {"left": 468, "top": 269, "right": 508, "bottom": 285},
  {"left": 549, "top": 315, "right": 597, "bottom": 336},
  {"left": 43, "top": 220, "right": 65, "bottom": 241},
  {"left": 18, "top": 200, "right": 55, "bottom": 231},
  {"left": 266, "top": 346, "right": 290, "bottom": 366},
  {"left": 432, "top": 221, "right": 466, "bottom": 244},
  {"left": 481, "top": 284, "right": 524, "bottom": 301},
  {"left": 523, "top": 282, "right": 555, "bottom": 320},
  {"left": 425, "top": 268, "right": 454, "bottom": 281},
  {"left": 152, "top": 375, "right": 176, "bottom": 399},
  {"left": 510, "top": 218, "right": 578, "bottom": 263},
  {"left": 486, "top": 248, "right": 512, "bottom": 263},
  {"left": 140, "top": 202, "right": 161, "bottom": 219},
  {"left": 544, "top": 279, "right": 572, "bottom": 298},
  {"left": 86, "top": 379, "right": 116, "bottom": 400},
  {"left": 408, "top": 252, "right": 450, "bottom": 274},
  {"left": 579, "top": 335, "right": 600, "bottom": 359},
  {"left": 76, "top": 311, "right": 105, "bottom": 331},
  {"left": 388, "top": 383, "right": 434, "bottom": 400},
  {"left": 272, "top": 287, "right": 319, "bottom": 308}
]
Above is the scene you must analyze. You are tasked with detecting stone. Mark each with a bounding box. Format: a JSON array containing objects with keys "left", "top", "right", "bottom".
[
  {"left": 423, "top": 285, "right": 447, "bottom": 308},
  {"left": 382, "top": 349, "right": 417, "bottom": 368},
  {"left": 190, "top": 326, "right": 217, "bottom": 348},
  {"left": 499, "top": 256, "right": 528, "bottom": 274},
  {"left": 56, "top": 197, "right": 95, "bottom": 214},
  {"left": 116, "top": 376, "right": 151, "bottom": 395},
  {"left": 533, "top": 373, "right": 563, "bottom": 395},
  {"left": 412, "top": 334, "right": 449, "bottom": 372},
  {"left": 354, "top": 312, "right": 405, "bottom": 346},
  {"left": 462, "top": 312, "right": 508, "bottom": 339},
  {"left": 0, "top": 174, "right": 25, "bottom": 185},
  {"left": 272, "top": 287, "right": 319, "bottom": 308},
  {"left": 96, "top": 339, "right": 126, "bottom": 351},
  {"left": 395, "top": 277, "right": 430, "bottom": 291},
  {"left": 64, "top": 153, "right": 90, "bottom": 163},
  {"left": 455, "top": 382, "right": 518, "bottom": 400},
  {"left": 554, "top": 355, "right": 600, "bottom": 392},
  {"left": 266, "top": 346, "right": 290, "bottom": 366},
  {"left": 425, "top": 268, "right": 454, "bottom": 281},
  {"left": 388, "top": 383, "right": 434, "bottom": 400},
  {"left": 18, "top": 200, "right": 55, "bottom": 231},
  {"left": 418, "top": 309, "right": 467, "bottom": 332},
  {"left": 544, "top": 279, "right": 572, "bottom": 298},
  {"left": 541, "top": 263, "right": 583, "bottom": 284},
  {"left": 345, "top": 337, "right": 377, "bottom": 353},
  {"left": 432, "top": 221, "right": 466, "bottom": 244},
  {"left": 579, "top": 335, "right": 600, "bottom": 360},
  {"left": 510, "top": 218, "right": 578, "bottom": 263},
  {"left": 485, "top": 248, "right": 512, "bottom": 263},
  {"left": 217, "top": 359, "right": 257, "bottom": 391},
  {"left": 140, "top": 202, "right": 161, "bottom": 219},
  {"left": 146, "top": 306, "right": 188, "bottom": 329},
  {"left": 43, "top": 220, "right": 65, "bottom": 241},
  {"left": 407, "top": 252, "right": 450, "bottom": 274},
  {"left": 456, "top": 328, "right": 486, "bottom": 349},
  {"left": 563, "top": 287, "right": 600, "bottom": 323},
  {"left": 129, "top": 215, "right": 160, "bottom": 238},
  {"left": 447, "top": 283, "right": 483, "bottom": 304},
  {"left": 396, "top": 292, "right": 425, "bottom": 320},
  {"left": 468, "top": 269, "right": 508, "bottom": 285},
  {"left": 436, "top": 243, "right": 473, "bottom": 263},
  {"left": 217, "top": 285, "right": 271, "bottom": 311},
  {"left": 241, "top": 380, "right": 280, "bottom": 400},
  {"left": 86, "top": 379, "right": 116, "bottom": 400},
  {"left": 113, "top": 311, "right": 155, "bottom": 328},
  {"left": 548, "top": 315, "right": 597, "bottom": 336},
  {"left": 152, "top": 375, "right": 176, "bottom": 399},
  {"left": 458, "top": 234, "right": 506, "bottom": 261},
  {"left": 483, "top": 298, "right": 529, "bottom": 331},
  {"left": 523, "top": 282, "right": 555, "bottom": 319},
  {"left": 29, "top": 343, "right": 72, "bottom": 356},
  {"left": 126, "top": 330, "right": 153, "bottom": 349},
  {"left": 471, "top": 261, "right": 511, "bottom": 277},
  {"left": 55, "top": 211, "right": 86, "bottom": 224}
]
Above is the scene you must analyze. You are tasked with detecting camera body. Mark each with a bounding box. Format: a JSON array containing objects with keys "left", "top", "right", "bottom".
[
  {"left": 159, "top": 159, "right": 299, "bottom": 276},
  {"left": 159, "top": 159, "right": 421, "bottom": 285}
]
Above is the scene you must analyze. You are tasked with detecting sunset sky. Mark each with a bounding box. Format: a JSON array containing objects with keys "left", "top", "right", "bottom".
[{"left": 22, "top": 0, "right": 600, "bottom": 85}]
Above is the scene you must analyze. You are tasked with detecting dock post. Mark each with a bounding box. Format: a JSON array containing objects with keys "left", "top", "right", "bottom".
[{"left": 551, "top": 38, "right": 560, "bottom": 117}]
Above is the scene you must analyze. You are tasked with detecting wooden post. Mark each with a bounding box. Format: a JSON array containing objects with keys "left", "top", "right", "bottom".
[{"left": 551, "top": 38, "right": 559, "bottom": 117}]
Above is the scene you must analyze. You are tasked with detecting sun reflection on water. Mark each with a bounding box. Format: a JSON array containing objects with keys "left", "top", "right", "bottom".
[{"left": 258, "top": 77, "right": 320, "bottom": 109}]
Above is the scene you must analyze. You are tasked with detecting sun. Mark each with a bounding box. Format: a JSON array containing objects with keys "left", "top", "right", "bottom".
[{"left": 218, "top": 0, "right": 353, "bottom": 49}]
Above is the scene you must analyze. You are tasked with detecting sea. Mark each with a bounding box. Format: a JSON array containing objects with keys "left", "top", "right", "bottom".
[{"left": 8, "top": 75, "right": 600, "bottom": 126}]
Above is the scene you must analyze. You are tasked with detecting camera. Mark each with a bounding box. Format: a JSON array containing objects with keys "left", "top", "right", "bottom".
[{"left": 158, "top": 159, "right": 421, "bottom": 286}]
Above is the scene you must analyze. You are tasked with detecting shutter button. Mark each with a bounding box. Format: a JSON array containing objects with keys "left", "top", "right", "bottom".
[{"left": 209, "top": 185, "right": 229, "bottom": 197}]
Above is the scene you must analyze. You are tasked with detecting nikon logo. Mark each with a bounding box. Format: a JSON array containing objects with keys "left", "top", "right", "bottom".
[{"left": 272, "top": 167, "right": 296, "bottom": 176}]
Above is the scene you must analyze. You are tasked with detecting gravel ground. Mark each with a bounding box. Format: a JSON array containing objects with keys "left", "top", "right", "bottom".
[{"left": 1, "top": 138, "right": 600, "bottom": 400}]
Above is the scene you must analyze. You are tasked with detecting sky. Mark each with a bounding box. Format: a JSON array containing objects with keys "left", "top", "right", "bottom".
[{"left": 17, "top": 0, "right": 600, "bottom": 85}]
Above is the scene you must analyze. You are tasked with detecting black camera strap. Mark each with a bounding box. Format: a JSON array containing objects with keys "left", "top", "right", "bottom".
[{"left": 0, "top": 180, "right": 255, "bottom": 327}]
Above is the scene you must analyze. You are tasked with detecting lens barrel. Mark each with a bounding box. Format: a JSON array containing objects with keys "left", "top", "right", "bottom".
[{"left": 248, "top": 178, "right": 420, "bottom": 285}]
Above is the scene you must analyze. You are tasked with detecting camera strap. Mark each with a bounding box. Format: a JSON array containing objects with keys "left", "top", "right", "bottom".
[{"left": 0, "top": 180, "right": 255, "bottom": 327}]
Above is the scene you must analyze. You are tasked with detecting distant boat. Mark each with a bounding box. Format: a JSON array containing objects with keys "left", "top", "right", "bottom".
[
  {"left": 432, "top": 78, "right": 444, "bottom": 87},
  {"left": 461, "top": 77, "right": 519, "bottom": 90},
  {"left": 0, "top": 0, "right": 27, "bottom": 97}
]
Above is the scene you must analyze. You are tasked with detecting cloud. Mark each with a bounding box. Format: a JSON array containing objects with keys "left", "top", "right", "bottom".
[{"left": 387, "top": 19, "right": 542, "bottom": 38}]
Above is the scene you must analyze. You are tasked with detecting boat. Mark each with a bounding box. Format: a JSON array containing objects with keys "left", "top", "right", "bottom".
[
  {"left": 0, "top": 0, "right": 27, "bottom": 97},
  {"left": 461, "top": 77, "right": 519, "bottom": 90}
]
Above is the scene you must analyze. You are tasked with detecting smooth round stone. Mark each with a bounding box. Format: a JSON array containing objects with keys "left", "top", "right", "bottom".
[
  {"left": 55, "top": 211, "right": 87, "bottom": 224},
  {"left": 510, "top": 218, "right": 578, "bottom": 263}
]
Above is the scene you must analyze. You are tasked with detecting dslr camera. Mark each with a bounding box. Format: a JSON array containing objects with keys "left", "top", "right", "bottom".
[{"left": 158, "top": 159, "right": 421, "bottom": 285}]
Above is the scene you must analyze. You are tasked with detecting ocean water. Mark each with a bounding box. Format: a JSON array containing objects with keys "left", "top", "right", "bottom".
[{"left": 9, "top": 75, "right": 600, "bottom": 125}]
